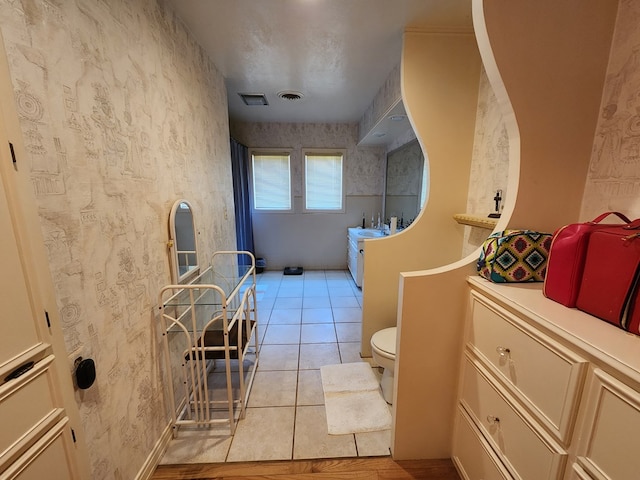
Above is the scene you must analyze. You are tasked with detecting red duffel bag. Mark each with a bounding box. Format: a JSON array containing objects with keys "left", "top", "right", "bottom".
[
  {"left": 576, "top": 219, "right": 640, "bottom": 333},
  {"left": 543, "top": 212, "right": 631, "bottom": 307}
]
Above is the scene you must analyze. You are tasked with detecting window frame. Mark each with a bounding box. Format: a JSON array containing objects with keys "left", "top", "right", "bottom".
[
  {"left": 249, "top": 149, "right": 293, "bottom": 213},
  {"left": 302, "top": 148, "right": 346, "bottom": 214}
]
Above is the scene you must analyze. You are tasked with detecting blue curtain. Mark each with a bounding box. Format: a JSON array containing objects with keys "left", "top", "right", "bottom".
[{"left": 230, "top": 138, "right": 254, "bottom": 260}]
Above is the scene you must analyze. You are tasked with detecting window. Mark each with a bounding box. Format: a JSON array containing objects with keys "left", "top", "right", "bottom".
[
  {"left": 251, "top": 152, "right": 291, "bottom": 211},
  {"left": 304, "top": 150, "right": 344, "bottom": 212}
]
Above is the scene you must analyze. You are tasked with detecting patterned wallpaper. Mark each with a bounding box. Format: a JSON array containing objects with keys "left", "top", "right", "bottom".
[
  {"left": 230, "top": 121, "right": 386, "bottom": 197},
  {"left": 463, "top": 66, "right": 509, "bottom": 255},
  {"left": 0, "top": 0, "right": 235, "bottom": 478},
  {"left": 581, "top": 0, "right": 640, "bottom": 221},
  {"left": 358, "top": 62, "right": 402, "bottom": 143}
]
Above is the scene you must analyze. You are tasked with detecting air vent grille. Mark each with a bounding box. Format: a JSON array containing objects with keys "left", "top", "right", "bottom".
[
  {"left": 277, "top": 91, "right": 304, "bottom": 101},
  {"left": 238, "top": 93, "right": 268, "bottom": 106}
]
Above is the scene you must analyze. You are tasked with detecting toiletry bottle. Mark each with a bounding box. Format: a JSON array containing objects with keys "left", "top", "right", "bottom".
[
  {"left": 362, "top": 212, "right": 366, "bottom": 229},
  {"left": 371, "top": 214, "right": 374, "bottom": 228}
]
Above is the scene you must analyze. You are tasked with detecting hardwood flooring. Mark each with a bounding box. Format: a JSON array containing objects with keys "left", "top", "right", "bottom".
[{"left": 150, "top": 457, "right": 461, "bottom": 480}]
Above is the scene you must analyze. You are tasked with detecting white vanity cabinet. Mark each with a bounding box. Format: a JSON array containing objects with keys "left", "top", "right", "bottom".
[
  {"left": 453, "top": 277, "right": 640, "bottom": 480},
  {"left": 347, "top": 228, "right": 364, "bottom": 287},
  {"left": 347, "top": 228, "right": 384, "bottom": 287}
]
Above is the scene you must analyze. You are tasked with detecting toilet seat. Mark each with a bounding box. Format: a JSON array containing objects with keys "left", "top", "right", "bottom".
[{"left": 371, "top": 327, "right": 396, "bottom": 359}]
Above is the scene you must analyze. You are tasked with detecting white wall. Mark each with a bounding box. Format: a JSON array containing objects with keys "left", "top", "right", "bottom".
[{"left": 231, "top": 121, "right": 386, "bottom": 270}]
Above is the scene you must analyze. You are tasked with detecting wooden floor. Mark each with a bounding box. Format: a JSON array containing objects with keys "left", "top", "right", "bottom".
[{"left": 150, "top": 457, "right": 461, "bottom": 480}]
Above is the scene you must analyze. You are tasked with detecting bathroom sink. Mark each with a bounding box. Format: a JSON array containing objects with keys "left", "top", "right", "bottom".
[{"left": 357, "top": 229, "right": 384, "bottom": 238}]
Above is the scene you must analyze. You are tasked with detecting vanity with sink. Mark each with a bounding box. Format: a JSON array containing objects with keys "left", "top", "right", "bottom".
[{"left": 347, "top": 227, "right": 384, "bottom": 287}]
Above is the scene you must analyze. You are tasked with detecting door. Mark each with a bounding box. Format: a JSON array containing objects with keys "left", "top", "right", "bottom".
[{"left": 0, "top": 30, "right": 89, "bottom": 479}]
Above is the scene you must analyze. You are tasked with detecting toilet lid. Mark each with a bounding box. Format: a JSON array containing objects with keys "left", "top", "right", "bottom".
[{"left": 371, "top": 327, "right": 396, "bottom": 355}]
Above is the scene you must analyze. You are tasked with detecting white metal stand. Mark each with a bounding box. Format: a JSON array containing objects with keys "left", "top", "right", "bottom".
[{"left": 159, "top": 251, "right": 259, "bottom": 435}]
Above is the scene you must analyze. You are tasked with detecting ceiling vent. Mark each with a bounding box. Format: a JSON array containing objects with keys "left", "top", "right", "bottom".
[
  {"left": 277, "top": 90, "right": 304, "bottom": 101},
  {"left": 238, "top": 93, "right": 269, "bottom": 106}
]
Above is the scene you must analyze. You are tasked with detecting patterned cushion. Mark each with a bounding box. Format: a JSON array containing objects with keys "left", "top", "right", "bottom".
[{"left": 478, "top": 230, "right": 553, "bottom": 282}]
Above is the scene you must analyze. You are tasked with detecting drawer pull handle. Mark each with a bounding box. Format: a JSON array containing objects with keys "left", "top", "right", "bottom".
[
  {"left": 496, "top": 346, "right": 510, "bottom": 358},
  {"left": 486, "top": 415, "right": 500, "bottom": 425}
]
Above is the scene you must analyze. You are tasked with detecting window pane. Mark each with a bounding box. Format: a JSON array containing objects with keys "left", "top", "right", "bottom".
[
  {"left": 305, "top": 153, "right": 343, "bottom": 210},
  {"left": 252, "top": 154, "right": 291, "bottom": 210}
]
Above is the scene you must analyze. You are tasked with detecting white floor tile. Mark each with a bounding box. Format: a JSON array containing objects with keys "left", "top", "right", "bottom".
[
  {"left": 335, "top": 322, "right": 362, "bottom": 343},
  {"left": 301, "top": 323, "right": 338, "bottom": 343},
  {"left": 299, "top": 343, "right": 341, "bottom": 370},
  {"left": 355, "top": 429, "right": 391, "bottom": 457},
  {"left": 160, "top": 428, "right": 232, "bottom": 464},
  {"left": 303, "top": 286, "right": 330, "bottom": 297},
  {"left": 269, "top": 308, "right": 302, "bottom": 324},
  {"left": 249, "top": 371, "right": 298, "bottom": 407},
  {"left": 338, "top": 342, "right": 366, "bottom": 364},
  {"left": 226, "top": 407, "right": 295, "bottom": 462},
  {"left": 330, "top": 296, "right": 360, "bottom": 308},
  {"left": 297, "top": 369, "right": 325, "bottom": 406},
  {"left": 293, "top": 406, "right": 357, "bottom": 459},
  {"left": 257, "top": 344, "right": 299, "bottom": 371},
  {"left": 301, "top": 308, "right": 334, "bottom": 323},
  {"left": 333, "top": 307, "right": 362, "bottom": 323},
  {"left": 274, "top": 297, "right": 303, "bottom": 309},
  {"left": 262, "top": 324, "right": 301, "bottom": 344},
  {"left": 303, "top": 296, "right": 332, "bottom": 308}
]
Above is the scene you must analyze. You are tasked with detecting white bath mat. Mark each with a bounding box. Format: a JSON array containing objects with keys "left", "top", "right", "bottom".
[{"left": 320, "top": 362, "right": 392, "bottom": 435}]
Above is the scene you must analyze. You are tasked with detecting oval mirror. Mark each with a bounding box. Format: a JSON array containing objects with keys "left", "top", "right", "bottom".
[{"left": 169, "top": 199, "right": 199, "bottom": 283}]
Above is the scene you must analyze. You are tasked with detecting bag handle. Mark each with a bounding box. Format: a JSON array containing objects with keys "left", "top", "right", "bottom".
[
  {"left": 589, "top": 211, "right": 631, "bottom": 224},
  {"left": 623, "top": 218, "right": 640, "bottom": 230}
]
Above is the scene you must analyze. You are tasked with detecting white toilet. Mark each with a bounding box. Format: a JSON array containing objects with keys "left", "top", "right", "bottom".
[{"left": 370, "top": 326, "right": 397, "bottom": 404}]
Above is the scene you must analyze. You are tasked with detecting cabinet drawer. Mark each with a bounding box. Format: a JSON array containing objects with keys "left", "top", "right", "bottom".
[
  {"left": 468, "top": 293, "right": 586, "bottom": 441},
  {"left": 460, "top": 355, "right": 567, "bottom": 480},
  {"left": 453, "top": 405, "right": 512, "bottom": 480},
  {"left": 576, "top": 369, "right": 640, "bottom": 480},
  {"left": 0, "top": 356, "right": 62, "bottom": 463},
  {"left": 0, "top": 417, "right": 76, "bottom": 480}
]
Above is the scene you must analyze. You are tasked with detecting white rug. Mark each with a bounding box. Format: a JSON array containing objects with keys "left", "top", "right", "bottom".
[{"left": 320, "top": 362, "right": 392, "bottom": 435}]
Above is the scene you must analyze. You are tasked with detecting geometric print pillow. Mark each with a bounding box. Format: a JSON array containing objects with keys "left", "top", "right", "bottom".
[{"left": 478, "top": 230, "right": 553, "bottom": 283}]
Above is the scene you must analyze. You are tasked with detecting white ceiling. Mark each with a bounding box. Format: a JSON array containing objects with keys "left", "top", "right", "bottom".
[{"left": 166, "top": 0, "right": 472, "bottom": 130}]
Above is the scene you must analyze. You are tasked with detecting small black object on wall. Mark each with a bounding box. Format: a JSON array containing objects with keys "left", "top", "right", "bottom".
[{"left": 74, "top": 357, "right": 96, "bottom": 389}]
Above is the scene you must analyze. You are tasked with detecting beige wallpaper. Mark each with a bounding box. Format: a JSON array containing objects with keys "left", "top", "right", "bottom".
[
  {"left": 359, "top": 62, "right": 402, "bottom": 143},
  {"left": 0, "top": 0, "right": 235, "bottom": 478},
  {"left": 581, "top": 0, "right": 640, "bottom": 221},
  {"left": 462, "top": 66, "right": 509, "bottom": 256},
  {"left": 231, "top": 121, "right": 386, "bottom": 197}
]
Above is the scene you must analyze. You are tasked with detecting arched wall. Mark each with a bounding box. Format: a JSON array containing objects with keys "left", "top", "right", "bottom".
[
  {"left": 360, "top": 31, "right": 482, "bottom": 357},
  {"left": 390, "top": 0, "right": 618, "bottom": 460}
]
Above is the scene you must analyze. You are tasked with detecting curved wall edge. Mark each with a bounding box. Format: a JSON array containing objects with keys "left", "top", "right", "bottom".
[
  {"left": 361, "top": 31, "right": 482, "bottom": 358},
  {"left": 390, "top": 0, "right": 618, "bottom": 460}
]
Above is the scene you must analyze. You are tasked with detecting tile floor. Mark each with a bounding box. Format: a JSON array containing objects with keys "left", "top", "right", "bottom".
[{"left": 159, "top": 269, "right": 391, "bottom": 464}]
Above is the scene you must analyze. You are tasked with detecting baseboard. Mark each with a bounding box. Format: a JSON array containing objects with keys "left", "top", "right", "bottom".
[{"left": 134, "top": 422, "right": 173, "bottom": 480}]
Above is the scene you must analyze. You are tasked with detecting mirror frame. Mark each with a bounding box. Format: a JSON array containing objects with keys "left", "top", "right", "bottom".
[{"left": 168, "top": 199, "right": 199, "bottom": 284}]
